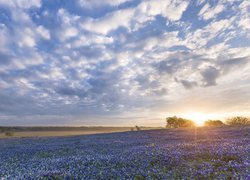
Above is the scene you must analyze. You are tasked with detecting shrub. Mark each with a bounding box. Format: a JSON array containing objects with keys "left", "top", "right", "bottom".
[
  {"left": 226, "top": 116, "right": 250, "bottom": 126},
  {"left": 5, "top": 131, "right": 14, "bottom": 137},
  {"left": 166, "top": 116, "right": 195, "bottom": 128},
  {"left": 204, "top": 120, "right": 224, "bottom": 126}
]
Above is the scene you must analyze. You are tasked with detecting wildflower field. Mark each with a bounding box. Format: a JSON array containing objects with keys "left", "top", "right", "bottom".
[{"left": 0, "top": 126, "right": 249, "bottom": 179}]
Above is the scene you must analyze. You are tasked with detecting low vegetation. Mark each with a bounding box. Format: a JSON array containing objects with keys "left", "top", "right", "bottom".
[
  {"left": 226, "top": 116, "right": 250, "bottom": 125},
  {"left": 166, "top": 116, "right": 249, "bottom": 128},
  {"left": 166, "top": 116, "right": 195, "bottom": 128},
  {"left": 4, "top": 131, "right": 14, "bottom": 137},
  {"left": 0, "top": 126, "right": 249, "bottom": 179},
  {"left": 204, "top": 120, "right": 224, "bottom": 126}
]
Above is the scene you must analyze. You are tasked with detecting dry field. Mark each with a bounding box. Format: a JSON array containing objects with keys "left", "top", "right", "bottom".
[{"left": 0, "top": 127, "right": 159, "bottom": 138}]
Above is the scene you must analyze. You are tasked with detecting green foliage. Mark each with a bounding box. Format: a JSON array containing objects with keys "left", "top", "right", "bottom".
[
  {"left": 226, "top": 116, "right": 250, "bottom": 125},
  {"left": 166, "top": 116, "right": 195, "bottom": 128},
  {"left": 134, "top": 175, "right": 145, "bottom": 180},
  {"left": 204, "top": 120, "right": 224, "bottom": 126},
  {"left": 36, "top": 151, "right": 52, "bottom": 158}
]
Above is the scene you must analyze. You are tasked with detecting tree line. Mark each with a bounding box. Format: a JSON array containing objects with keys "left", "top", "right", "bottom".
[{"left": 166, "top": 116, "right": 250, "bottom": 128}]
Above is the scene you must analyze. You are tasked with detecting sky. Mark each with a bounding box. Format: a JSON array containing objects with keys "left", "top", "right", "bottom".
[{"left": 0, "top": 0, "right": 249, "bottom": 126}]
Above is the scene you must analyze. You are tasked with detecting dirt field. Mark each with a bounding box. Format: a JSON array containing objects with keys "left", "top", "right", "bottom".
[
  {"left": 0, "top": 127, "right": 160, "bottom": 138},
  {"left": 0, "top": 130, "right": 128, "bottom": 139}
]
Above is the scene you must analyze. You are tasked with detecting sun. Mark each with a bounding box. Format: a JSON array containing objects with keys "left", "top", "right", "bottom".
[{"left": 183, "top": 112, "right": 208, "bottom": 126}]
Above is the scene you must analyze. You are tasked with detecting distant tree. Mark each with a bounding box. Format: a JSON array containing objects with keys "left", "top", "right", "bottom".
[
  {"left": 166, "top": 116, "right": 178, "bottom": 128},
  {"left": 226, "top": 116, "right": 250, "bottom": 125},
  {"left": 135, "top": 126, "right": 141, "bottom": 131},
  {"left": 5, "top": 131, "right": 14, "bottom": 136},
  {"left": 131, "top": 128, "right": 134, "bottom": 131},
  {"left": 204, "top": 120, "right": 224, "bottom": 126},
  {"left": 166, "top": 116, "right": 195, "bottom": 128}
]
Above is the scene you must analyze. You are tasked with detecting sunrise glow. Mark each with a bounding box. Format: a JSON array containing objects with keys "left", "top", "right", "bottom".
[{"left": 183, "top": 112, "right": 209, "bottom": 126}]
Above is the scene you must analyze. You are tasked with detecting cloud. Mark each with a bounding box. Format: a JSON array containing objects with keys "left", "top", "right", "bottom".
[
  {"left": 78, "top": 0, "right": 131, "bottom": 8},
  {"left": 0, "top": 0, "right": 250, "bottom": 125},
  {"left": 36, "top": 26, "right": 50, "bottom": 40},
  {"left": 175, "top": 78, "right": 198, "bottom": 89},
  {"left": 219, "top": 57, "right": 250, "bottom": 75},
  {"left": 81, "top": 0, "right": 189, "bottom": 34},
  {"left": 82, "top": 8, "right": 135, "bottom": 34},
  {"left": 199, "top": 3, "right": 225, "bottom": 21},
  {"left": 201, "top": 66, "right": 220, "bottom": 86},
  {"left": 0, "top": 0, "right": 41, "bottom": 9},
  {"left": 138, "top": 0, "right": 189, "bottom": 21},
  {"left": 73, "top": 34, "right": 113, "bottom": 47}
]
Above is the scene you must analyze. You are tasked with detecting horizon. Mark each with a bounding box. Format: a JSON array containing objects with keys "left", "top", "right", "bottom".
[{"left": 0, "top": 0, "right": 250, "bottom": 126}]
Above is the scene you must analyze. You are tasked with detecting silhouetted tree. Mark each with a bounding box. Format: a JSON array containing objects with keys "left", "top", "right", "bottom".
[
  {"left": 166, "top": 116, "right": 195, "bottom": 128},
  {"left": 135, "top": 125, "right": 140, "bottom": 131},
  {"left": 226, "top": 116, "right": 250, "bottom": 125},
  {"left": 204, "top": 120, "right": 224, "bottom": 126}
]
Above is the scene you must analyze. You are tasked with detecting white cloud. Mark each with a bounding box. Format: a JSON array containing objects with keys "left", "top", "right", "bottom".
[
  {"left": 21, "top": 36, "right": 36, "bottom": 47},
  {"left": 78, "top": 0, "right": 130, "bottom": 8},
  {"left": 82, "top": 8, "right": 134, "bottom": 34},
  {"left": 0, "top": 0, "right": 41, "bottom": 9},
  {"left": 18, "top": 28, "right": 36, "bottom": 47},
  {"left": 62, "top": 27, "right": 78, "bottom": 41},
  {"left": 238, "top": 17, "right": 250, "bottom": 30},
  {"left": 185, "top": 18, "right": 232, "bottom": 49},
  {"left": 81, "top": 0, "right": 189, "bottom": 35},
  {"left": 237, "top": 1, "right": 250, "bottom": 31},
  {"left": 57, "top": 9, "right": 80, "bottom": 25},
  {"left": 138, "top": 0, "right": 189, "bottom": 21},
  {"left": 73, "top": 35, "right": 113, "bottom": 47},
  {"left": 57, "top": 9, "right": 81, "bottom": 41},
  {"left": 143, "top": 31, "right": 183, "bottom": 50},
  {"left": 36, "top": 26, "right": 50, "bottom": 40},
  {"left": 198, "top": 3, "right": 209, "bottom": 16},
  {"left": 199, "top": 3, "right": 224, "bottom": 21}
]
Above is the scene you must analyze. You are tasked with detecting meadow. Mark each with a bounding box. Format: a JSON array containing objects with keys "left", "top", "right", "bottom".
[
  {"left": 0, "top": 127, "right": 158, "bottom": 139},
  {"left": 0, "top": 126, "right": 249, "bottom": 179}
]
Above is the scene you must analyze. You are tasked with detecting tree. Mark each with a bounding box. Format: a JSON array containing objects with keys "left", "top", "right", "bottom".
[
  {"left": 226, "top": 116, "right": 250, "bottom": 125},
  {"left": 135, "top": 125, "right": 141, "bottom": 131},
  {"left": 204, "top": 120, "right": 224, "bottom": 126},
  {"left": 166, "top": 116, "right": 195, "bottom": 128}
]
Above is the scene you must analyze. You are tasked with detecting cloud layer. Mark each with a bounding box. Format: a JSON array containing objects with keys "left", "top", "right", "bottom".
[{"left": 0, "top": 0, "right": 250, "bottom": 126}]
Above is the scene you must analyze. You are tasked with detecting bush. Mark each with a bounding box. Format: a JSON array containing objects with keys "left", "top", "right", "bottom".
[
  {"left": 226, "top": 116, "right": 250, "bottom": 125},
  {"left": 135, "top": 126, "right": 140, "bottom": 131},
  {"left": 5, "top": 131, "right": 14, "bottom": 137},
  {"left": 204, "top": 120, "right": 224, "bottom": 126},
  {"left": 166, "top": 116, "right": 195, "bottom": 128}
]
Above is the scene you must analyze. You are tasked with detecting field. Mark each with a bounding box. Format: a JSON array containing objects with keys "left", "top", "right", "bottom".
[
  {"left": 0, "top": 126, "right": 249, "bottom": 179},
  {"left": 0, "top": 127, "right": 158, "bottom": 139}
]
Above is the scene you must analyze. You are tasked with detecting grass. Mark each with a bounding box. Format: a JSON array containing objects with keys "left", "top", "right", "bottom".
[
  {"left": 0, "top": 127, "right": 160, "bottom": 138},
  {"left": 0, "top": 130, "right": 124, "bottom": 138}
]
